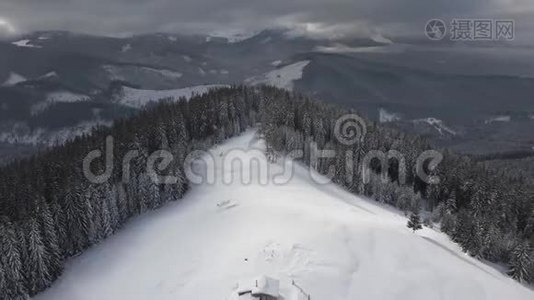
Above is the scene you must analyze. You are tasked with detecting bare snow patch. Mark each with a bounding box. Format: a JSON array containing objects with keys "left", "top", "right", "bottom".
[
  {"left": 12, "top": 39, "right": 42, "bottom": 48},
  {"left": 31, "top": 91, "right": 90, "bottom": 115},
  {"left": 2, "top": 72, "right": 26, "bottom": 86},
  {"left": 413, "top": 117, "right": 457, "bottom": 136},
  {"left": 246, "top": 60, "right": 310, "bottom": 91},
  {"left": 39, "top": 71, "right": 58, "bottom": 79},
  {"left": 102, "top": 65, "right": 125, "bottom": 81},
  {"left": 118, "top": 84, "right": 228, "bottom": 108},
  {"left": 208, "top": 31, "right": 258, "bottom": 43},
  {"left": 379, "top": 108, "right": 401, "bottom": 123},
  {"left": 316, "top": 43, "right": 404, "bottom": 54},
  {"left": 121, "top": 44, "right": 132, "bottom": 53},
  {"left": 371, "top": 33, "right": 394, "bottom": 44},
  {"left": 485, "top": 115, "right": 511, "bottom": 124},
  {"left": 46, "top": 91, "right": 90, "bottom": 103},
  {"left": 140, "top": 67, "right": 183, "bottom": 79}
]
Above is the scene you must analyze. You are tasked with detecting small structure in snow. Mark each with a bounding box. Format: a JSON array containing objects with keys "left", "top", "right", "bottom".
[{"left": 238, "top": 276, "right": 279, "bottom": 300}]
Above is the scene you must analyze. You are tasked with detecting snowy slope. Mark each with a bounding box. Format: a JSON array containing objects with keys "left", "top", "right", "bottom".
[
  {"left": 413, "top": 117, "right": 457, "bottom": 136},
  {"left": 12, "top": 39, "right": 42, "bottom": 48},
  {"left": 30, "top": 91, "right": 90, "bottom": 115},
  {"left": 247, "top": 61, "right": 310, "bottom": 91},
  {"left": 118, "top": 85, "right": 228, "bottom": 108},
  {"left": 2, "top": 72, "right": 27, "bottom": 86},
  {"left": 34, "top": 130, "right": 534, "bottom": 300}
]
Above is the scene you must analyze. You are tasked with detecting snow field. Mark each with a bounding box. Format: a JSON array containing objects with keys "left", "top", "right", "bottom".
[{"left": 34, "top": 130, "right": 534, "bottom": 300}]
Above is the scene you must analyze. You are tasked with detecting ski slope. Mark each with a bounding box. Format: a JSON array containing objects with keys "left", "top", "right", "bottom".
[{"left": 34, "top": 130, "right": 534, "bottom": 300}]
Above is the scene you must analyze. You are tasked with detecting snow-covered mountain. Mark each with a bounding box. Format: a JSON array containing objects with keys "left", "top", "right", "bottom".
[
  {"left": 33, "top": 130, "right": 534, "bottom": 300},
  {"left": 2, "top": 29, "right": 534, "bottom": 161}
]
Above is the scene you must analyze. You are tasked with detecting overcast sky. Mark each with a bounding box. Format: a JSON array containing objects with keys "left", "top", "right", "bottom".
[{"left": 0, "top": 0, "right": 533, "bottom": 40}]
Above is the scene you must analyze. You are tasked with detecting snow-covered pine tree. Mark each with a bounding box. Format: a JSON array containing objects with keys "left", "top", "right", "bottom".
[
  {"left": 38, "top": 201, "right": 63, "bottom": 278},
  {"left": 63, "top": 185, "right": 90, "bottom": 256},
  {"left": 508, "top": 242, "right": 532, "bottom": 283},
  {"left": 99, "top": 189, "right": 114, "bottom": 240},
  {"left": 0, "top": 219, "right": 29, "bottom": 299},
  {"left": 49, "top": 202, "right": 67, "bottom": 259},
  {"left": 26, "top": 218, "right": 51, "bottom": 295},
  {"left": 407, "top": 212, "right": 423, "bottom": 233},
  {"left": 115, "top": 183, "right": 130, "bottom": 225}
]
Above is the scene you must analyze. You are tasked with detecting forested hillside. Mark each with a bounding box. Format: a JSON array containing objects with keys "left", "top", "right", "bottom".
[
  {"left": 0, "top": 86, "right": 533, "bottom": 299},
  {"left": 259, "top": 87, "right": 534, "bottom": 283},
  {"left": 0, "top": 86, "right": 260, "bottom": 299}
]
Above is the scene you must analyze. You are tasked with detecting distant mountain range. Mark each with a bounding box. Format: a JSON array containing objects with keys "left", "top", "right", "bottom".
[{"left": 1, "top": 29, "right": 534, "bottom": 161}]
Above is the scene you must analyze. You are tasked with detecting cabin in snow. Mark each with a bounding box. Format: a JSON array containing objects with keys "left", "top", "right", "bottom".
[{"left": 238, "top": 276, "right": 279, "bottom": 300}]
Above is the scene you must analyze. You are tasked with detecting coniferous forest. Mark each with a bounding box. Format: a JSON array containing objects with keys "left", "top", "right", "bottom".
[{"left": 0, "top": 86, "right": 533, "bottom": 299}]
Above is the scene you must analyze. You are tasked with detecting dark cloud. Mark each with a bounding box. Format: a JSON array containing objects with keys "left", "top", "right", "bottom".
[{"left": 0, "top": 0, "right": 532, "bottom": 38}]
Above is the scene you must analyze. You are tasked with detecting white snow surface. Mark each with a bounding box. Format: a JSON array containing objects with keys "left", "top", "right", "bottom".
[
  {"left": 140, "top": 67, "right": 183, "bottom": 79},
  {"left": 371, "top": 33, "right": 394, "bottom": 44},
  {"left": 39, "top": 71, "right": 58, "bottom": 79},
  {"left": 379, "top": 108, "right": 401, "bottom": 123},
  {"left": 31, "top": 91, "right": 90, "bottom": 115},
  {"left": 485, "top": 115, "right": 512, "bottom": 124},
  {"left": 414, "top": 117, "right": 457, "bottom": 136},
  {"left": 121, "top": 44, "right": 132, "bottom": 53},
  {"left": 119, "top": 85, "right": 228, "bottom": 108},
  {"left": 247, "top": 61, "right": 310, "bottom": 91},
  {"left": 34, "top": 130, "right": 534, "bottom": 300},
  {"left": 2, "top": 72, "right": 27, "bottom": 86},
  {"left": 12, "top": 39, "right": 42, "bottom": 48}
]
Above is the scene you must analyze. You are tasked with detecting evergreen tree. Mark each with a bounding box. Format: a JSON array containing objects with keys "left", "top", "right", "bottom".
[
  {"left": 509, "top": 242, "right": 532, "bottom": 283},
  {"left": 0, "top": 220, "right": 29, "bottom": 299},
  {"left": 407, "top": 212, "right": 423, "bottom": 233},
  {"left": 26, "top": 218, "right": 51, "bottom": 295},
  {"left": 38, "top": 202, "right": 63, "bottom": 278}
]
